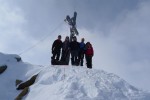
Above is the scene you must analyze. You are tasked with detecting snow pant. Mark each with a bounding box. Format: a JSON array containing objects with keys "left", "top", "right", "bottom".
[
  {"left": 61, "top": 50, "right": 68, "bottom": 61},
  {"left": 51, "top": 50, "right": 61, "bottom": 61},
  {"left": 70, "top": 50, "right": 78, "bottom": 65},
  {"left": 78, "top": 51, "right": 84, "bottom": 66},
  {"left": 60, "top": 50, "right": 70, "bottom": 65},
  {"left": 85, "top": 55, "right": 92, "bottom": 69}
]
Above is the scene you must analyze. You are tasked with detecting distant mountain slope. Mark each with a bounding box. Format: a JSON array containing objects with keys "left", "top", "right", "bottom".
[{"left": 0, "top": 52, "right": 150, "bottom": 100}]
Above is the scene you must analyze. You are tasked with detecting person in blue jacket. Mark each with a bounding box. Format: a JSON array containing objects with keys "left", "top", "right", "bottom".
[{"left": 78, "top": 38, "right": 86, "bottom": 66}]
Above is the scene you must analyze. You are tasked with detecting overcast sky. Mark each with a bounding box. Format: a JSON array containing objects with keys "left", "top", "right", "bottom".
[{"left": 0, "top": 0, "right": 150, "bottom": 91}]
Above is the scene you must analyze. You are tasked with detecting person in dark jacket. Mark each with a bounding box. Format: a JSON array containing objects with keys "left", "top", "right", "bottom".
[
  {"left": 69, "top": 36, "right": 79, "bottom": 65},
  {"left": 60, "top": 36, "right": 70, "bottom": 62},
  {"left": 85, "top": 42, "right": 94, "bottom": 69},
  {"left": 51, "top": 35, "right": 62, "bottom": 61},
  {"left": 78, "top": 38, "right": 86, "bottom": 66}
]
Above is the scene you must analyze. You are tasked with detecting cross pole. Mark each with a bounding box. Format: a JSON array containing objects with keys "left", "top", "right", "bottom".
[{"left": 65, "top": 12, "right": 79, "bottom": 42}]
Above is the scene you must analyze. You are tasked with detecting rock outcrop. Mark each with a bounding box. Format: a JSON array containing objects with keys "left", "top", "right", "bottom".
[
  {"left": 17, "top": 74, "right": 38, "bottom": 90},
  {"left": 15, "top": 87, "right": 29, "bottom": 100},
  {"left": 0, "top": 65, "right": 7, "bottom": 74}
]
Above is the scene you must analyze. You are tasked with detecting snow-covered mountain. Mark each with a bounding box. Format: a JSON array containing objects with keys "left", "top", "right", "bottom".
[{"left": 0, "top": 52, "right": 150, "bottom": 100}]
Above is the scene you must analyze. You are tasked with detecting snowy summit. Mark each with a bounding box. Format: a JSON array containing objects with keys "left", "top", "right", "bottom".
[{"left": 0, "top": 52, "right": 150, "bottom": 100}]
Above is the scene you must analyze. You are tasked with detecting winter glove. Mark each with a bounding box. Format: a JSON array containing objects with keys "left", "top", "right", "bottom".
[{"left": 92, "top": 54, "right": 94, "bottom": 57}]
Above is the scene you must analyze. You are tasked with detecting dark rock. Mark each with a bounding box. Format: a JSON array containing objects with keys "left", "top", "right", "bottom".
[
  {"left": 0, "top": 65, "right": 7, "bottom": 74},
  {"left": 15, "top": 87, "right": 29, "bottom": 100},
  {"left": 17, "top": 74, "right": 38, "bottom": 90},
  {"left": 16, "top": 80, "right": 23, "bottom": 86},
  {"left": 15, "top": 57, "right": 22, "bottom": 62}
]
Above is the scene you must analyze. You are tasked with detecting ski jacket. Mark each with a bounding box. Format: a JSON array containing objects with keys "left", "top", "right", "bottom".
[
  {"left": 79, "top": 42, "right": 86, "bottom": 53},
  {"left": 79, "top": 42, "right": 85, "bottom": 49},
  {"left": 69, "top": 41, "right": 79, "bottom": 51},
  {"left": 62, "top": 41, "right": 69, "bottom": 51},
  {"left": 52, "top": 39, "right": 62, "bottom": 51},
  {"left": 85, "top": 47, "right": 94, "bottom": 56}
]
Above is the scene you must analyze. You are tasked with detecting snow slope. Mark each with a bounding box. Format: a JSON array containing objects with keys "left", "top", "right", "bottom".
[
  {"left": 26, "top": 66, "right": 150, "bottom": 100},
  {"left": 0, "top": 52, "right": 42, "bottom": 99},
  {"left": 0, "top": 52, "right": 150, "bottom": 100}
]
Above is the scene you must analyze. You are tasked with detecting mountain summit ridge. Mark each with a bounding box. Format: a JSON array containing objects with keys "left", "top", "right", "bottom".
[
  {"left": 0, "top": 52, "right": 150, "bottom": 100},
  {"left": 26, "top": 66, "right": 150, "bottom": 100}
]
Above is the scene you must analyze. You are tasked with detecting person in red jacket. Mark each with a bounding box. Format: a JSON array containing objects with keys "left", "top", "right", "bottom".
[{"left": 85, "top": 42, "right": 94, "bottom": 69}]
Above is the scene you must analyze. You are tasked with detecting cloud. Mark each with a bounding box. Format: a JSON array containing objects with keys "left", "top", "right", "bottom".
[
  {"left": 0, "top": 0, "right": 44, "bottom": 54},
  {"left": 90, "top": 0, "right": 150, "bottom": 90}
]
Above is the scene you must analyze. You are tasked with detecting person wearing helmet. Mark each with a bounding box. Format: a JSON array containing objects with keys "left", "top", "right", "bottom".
[
  {"left": 78, "top": 38, "right": 86, "bottom": 66},
  {"left": 51, "top": 35, "right": 62, "bottom": 61}
]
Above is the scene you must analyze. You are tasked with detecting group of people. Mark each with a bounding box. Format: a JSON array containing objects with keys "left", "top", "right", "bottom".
[{"left": 51, "top": 35, "right": 94, "bottom": 69}]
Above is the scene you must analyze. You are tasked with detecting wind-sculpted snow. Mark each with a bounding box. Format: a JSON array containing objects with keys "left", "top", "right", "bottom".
[
  {"left": 0, "top": 52, "right": 150, "bottom": 100},
  {"left": 26, "top": 66, "right": 150, "bottom": 100}
]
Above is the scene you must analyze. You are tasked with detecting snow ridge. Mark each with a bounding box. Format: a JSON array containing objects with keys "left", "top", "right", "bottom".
[
  {"left": 26, "top": 66, "right": 150, "bottom": 100},
  {"left": 0, "top": 52, "right": 150, "bottom": 100}
]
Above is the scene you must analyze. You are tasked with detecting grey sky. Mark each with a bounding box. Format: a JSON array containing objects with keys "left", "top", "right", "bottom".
[{"left": 0, "top": 0, "right": 150, "bottom": 91}]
